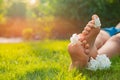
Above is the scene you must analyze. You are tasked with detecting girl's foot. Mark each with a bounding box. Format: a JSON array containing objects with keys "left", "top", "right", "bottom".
[
  {"left": 81, "top": 15, "right": 101, "bottom": 58},
  {"left": 68, "top": 41, "right": 89, "bottom": 70}
]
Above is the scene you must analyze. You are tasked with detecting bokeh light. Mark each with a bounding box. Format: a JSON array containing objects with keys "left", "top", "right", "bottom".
[{"left": 29, "top": 0, "right": 36, "bottom": 5}]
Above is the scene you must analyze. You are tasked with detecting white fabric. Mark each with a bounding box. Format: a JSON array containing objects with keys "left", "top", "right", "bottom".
[{"left": 87, "top": 54, "right": 111, "bottom": 71}]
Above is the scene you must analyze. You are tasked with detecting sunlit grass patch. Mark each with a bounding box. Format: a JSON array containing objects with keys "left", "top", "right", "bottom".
[{"left": 0, "top": 40, "right": 120, "bottom": 80}]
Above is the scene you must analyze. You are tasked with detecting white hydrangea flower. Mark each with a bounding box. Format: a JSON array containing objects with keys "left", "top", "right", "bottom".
[
  {"left": 87, "top": 57, "right": 99, "bottom": 71},
  {"left": 96, "top": 54, "right": 111, "bottom": 70},
  {"left": 94, "top": 17, "right": 101, "bottom": 28},
  {"left": 70, "top": 33, "right": 80, "bottom": 45},
  {"left": 87, "top": 54, "right": 111, "bottom": 71}
]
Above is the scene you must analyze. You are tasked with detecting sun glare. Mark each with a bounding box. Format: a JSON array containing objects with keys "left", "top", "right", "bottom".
[{"left": 29, "top": 0, "right": 36, "bottom": 5}]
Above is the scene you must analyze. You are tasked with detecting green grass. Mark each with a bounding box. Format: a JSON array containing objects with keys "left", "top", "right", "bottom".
[{"left": 0, "top": 40, "right": 120, "bottom": 80}]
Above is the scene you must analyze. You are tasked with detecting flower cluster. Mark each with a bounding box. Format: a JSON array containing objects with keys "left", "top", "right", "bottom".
[
  {"left": 87, "top": 54, "right": 111, "bottom": 71},
  {"left": 70, "top": 33, "right": 80, "bottom": 45},
  {"left": 94, "top": 17, "right": 101, "bottom": 28}
]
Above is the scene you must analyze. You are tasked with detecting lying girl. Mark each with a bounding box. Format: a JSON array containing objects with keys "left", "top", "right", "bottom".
[{"left": 68, "top": 14, "right": 120, "bottom": 71}]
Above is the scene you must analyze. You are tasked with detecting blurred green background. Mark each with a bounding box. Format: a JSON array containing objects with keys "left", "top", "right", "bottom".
[{"left": 0, "top": 0, "right": 120, "bottom": 40}]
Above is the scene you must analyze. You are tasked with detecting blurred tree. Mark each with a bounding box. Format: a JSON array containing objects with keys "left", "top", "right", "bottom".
[
  {"left": 88, "top": 0, "right": 120, "bottom": 27},
  {"left": 36, "top": 0, "right": 120, "bottom": 27},
  {"left": 1, "top": 0, "right": 120, "bottom": 26},
  {"left": 6, "top": 2, "right": 27, "bottom": 18},
  {"left": 0, "top": 0, "right": 7, "bottom": 25},
  {"left": 38, "top": 0, "right": 91, "bottom": 25},
  {"left": 0, "top": 0, "right": 4, "bottom": 13},
  {"left": 0, "top": 0, "right": 120, "bottom": 38},
  {"left": 32, "top": 0, "right": 53, "bottom": 17}
]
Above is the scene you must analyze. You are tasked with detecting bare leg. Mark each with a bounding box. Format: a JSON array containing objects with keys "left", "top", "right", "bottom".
[
  {"left": 98, "top": 33, "right": 120, "bottom": 58},
  {"left": 116, "top": 22, "right": 120, "bottom": 28},
  {"left": 94, "top": 22, "right": 120, "bottom": 49},
  {"left": 95, "top": 30, "right": 110, "bottom": 49},
  {"left": 83, "top": 23, "right": 120, "bottom": 58},
  {"left": 83, "top": 28, "right": 120, "bottom": 58}
]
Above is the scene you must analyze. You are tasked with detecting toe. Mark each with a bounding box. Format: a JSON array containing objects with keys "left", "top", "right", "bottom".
[
  {"left": 82, "top": 40, "right": 87, "bottom": 44},
  {"left": 92, "top": 14, "right": 99, "bottom": 20},
  {"left": 81, "top": 40, "right": 87, "bottom": 48},
  {"left": 78, "top": 34, "right": 85, "bottom": 41},
  {"left": 82, "top": 30, "right": 89, "bottom": 35},
  {"left": 87, "top": 23, "right": 95, "bottom": 28},
  {"left": 85, "top": 49, "right": 89, "bottom": 55},
  {"left": 84, "top": 26, "right": 92, "bottom": 32},
  {"left": 85, "top": 43, "right": 90, "bottom": 49},
  {"left": 88, "top": 20, "right": 95, "bottom": 24}
]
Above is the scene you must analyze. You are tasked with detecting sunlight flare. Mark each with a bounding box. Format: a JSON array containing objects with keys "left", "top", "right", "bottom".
[{"left": 29, "top": 0, "right": 36, "bottom": 5}]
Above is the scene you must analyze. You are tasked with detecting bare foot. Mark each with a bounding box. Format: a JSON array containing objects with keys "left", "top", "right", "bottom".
[
  {"left": 68, "top": 41, "right": 89, "bottom": 70},
  {"left": 81, "top": 15, "right": 101, "bottom": 58},
  {"left": 68, "top": 14, "right": 101, "bottom": 70}
]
